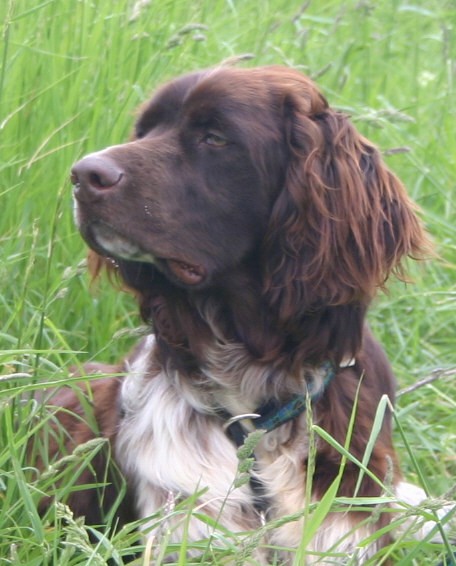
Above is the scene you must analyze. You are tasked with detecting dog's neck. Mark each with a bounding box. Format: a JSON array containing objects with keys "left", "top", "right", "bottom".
[
  {"left": 126, "top": 258, "right": 366, "bottom": 386},
  {"left": 153, "top": 288, "right": 364, "bottom": 375}
]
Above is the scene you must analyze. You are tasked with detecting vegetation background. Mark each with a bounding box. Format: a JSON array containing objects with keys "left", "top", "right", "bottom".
[{"left": 0, "top": 0, "right": 455, "bottom": 563}]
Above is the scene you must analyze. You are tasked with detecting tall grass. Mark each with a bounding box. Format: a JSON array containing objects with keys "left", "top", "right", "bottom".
[{"left": 1, "top": 0, "right": 455, "bottom": 563}]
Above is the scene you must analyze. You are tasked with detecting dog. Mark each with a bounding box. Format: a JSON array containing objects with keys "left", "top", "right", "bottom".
[{"left": 50, "top": 65, "right": 432, "bottom": 563}]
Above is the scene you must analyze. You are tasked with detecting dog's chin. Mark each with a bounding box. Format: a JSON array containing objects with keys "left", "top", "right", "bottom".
[
  {"left": 81, "top": 222, "right": 207, "bottom": 286},
  {"left": 86, "top": 222, "right": 156, "bottom": 263}
]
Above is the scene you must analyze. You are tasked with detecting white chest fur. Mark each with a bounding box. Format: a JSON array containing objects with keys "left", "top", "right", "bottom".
[
  {"left": 116, "top": 335, "right": 259, "bottom": 541},
  {"left": 114, "top": 335, "right": 426, "bottom": 563}
]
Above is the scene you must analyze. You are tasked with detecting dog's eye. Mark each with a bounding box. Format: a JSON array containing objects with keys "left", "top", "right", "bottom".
[{"left": 202, "top": 133, "right": 228, "bottom": 147}]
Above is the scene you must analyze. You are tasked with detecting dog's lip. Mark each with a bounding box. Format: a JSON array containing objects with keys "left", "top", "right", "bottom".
[
  {"left": 83, "top": 222, "right": 206, "bottom": 285},
  {"left": 166, "top": 259, "right": 206, "bottom": 285}
]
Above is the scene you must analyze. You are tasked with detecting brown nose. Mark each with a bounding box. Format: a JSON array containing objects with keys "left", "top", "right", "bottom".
[{"left": 71, "top": 155, "right": 125, "bottom": 201}]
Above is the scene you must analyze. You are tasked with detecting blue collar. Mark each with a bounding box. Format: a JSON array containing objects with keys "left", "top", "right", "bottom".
[{"left": 222, "top": 359, "right": 341, "bottom": 446}]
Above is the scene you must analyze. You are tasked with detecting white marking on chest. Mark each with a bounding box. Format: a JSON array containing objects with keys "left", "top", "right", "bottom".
[{"left": 116, "top": 335, "right": 256, "bottom": 537}]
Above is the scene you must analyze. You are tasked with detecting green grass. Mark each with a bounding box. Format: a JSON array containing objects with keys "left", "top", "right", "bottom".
[{"left": 1, "top": 0, "right": 455, "bottom": 563}]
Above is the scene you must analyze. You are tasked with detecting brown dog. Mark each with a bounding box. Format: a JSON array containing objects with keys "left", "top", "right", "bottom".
[{"left": 52, "top": 65, "right": 431, "bottom": 563}]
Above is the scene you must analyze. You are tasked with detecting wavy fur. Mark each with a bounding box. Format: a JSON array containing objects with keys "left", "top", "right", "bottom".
[{"left": 42, "top": 65, "right": 432, "bottom": 564}]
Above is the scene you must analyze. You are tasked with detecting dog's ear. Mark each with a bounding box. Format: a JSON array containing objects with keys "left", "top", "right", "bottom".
[{"left": 263, "top": 84, "right": 430, "bottom": 329}]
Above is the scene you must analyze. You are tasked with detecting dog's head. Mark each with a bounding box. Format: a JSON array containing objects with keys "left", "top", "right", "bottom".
[{"left": 72, "top": 66, "right": 429, "bottom": 362}]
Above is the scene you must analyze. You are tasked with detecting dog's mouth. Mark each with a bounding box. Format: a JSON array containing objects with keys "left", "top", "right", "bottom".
[
  {"left": 166, "top": 259, "right": 206, "bottom": 285},
  {"left": 84, "top": 222, "right": 206, "bottom": 286}
]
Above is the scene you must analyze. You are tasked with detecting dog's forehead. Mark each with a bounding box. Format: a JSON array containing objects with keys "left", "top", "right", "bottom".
[
  {"left": 135, "top": 66, "right": 322, "bottom": 134},
  {"left": 181, "top": 67, "right": 323, "bottom": 121},
  {"left": 181, "top": 68, "right": 289, "bottom": 126},
  {"left": 136, "top": 68, "right": 269, "bottom": 132},
  {"left": 189, "top": 68, "right": 275, "bottom": 104},
  {"left": 135, "top": 71, "right": 207, "bottom": 130},
  {"left": 156, "top": 70, "right": 208, "bottom": 104}
]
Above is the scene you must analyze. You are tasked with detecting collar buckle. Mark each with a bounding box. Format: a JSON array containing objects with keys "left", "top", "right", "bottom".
[{"left": 222, "top": 413, "right": 260, "bottom": 432}]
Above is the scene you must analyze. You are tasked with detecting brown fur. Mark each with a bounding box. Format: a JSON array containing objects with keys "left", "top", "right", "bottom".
[{"left": 43, "top": 65, "right": 429, "bottom": 561}]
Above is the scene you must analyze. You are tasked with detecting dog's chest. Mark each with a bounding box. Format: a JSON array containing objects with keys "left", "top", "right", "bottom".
[{"left": 115, "top": 335, "right": 310, "bottom": 537}]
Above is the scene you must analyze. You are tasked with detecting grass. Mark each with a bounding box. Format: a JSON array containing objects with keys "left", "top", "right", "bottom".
[{"left": 1, "top": 0, "right": 455, "bottom": 563}]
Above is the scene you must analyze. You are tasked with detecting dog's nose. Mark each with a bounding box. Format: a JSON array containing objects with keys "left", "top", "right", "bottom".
[{"left": 71, "top": 155, "right": 125, "bottom": 200}]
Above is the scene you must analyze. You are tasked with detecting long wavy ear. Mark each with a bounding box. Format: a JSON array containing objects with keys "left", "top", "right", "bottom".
[{"left": 263, "top": 81, "right": 430, "bottom": 353}]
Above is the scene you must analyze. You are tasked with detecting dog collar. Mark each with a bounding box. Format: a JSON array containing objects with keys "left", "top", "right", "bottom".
[
  {"left": 222, "top": 358, "right": 355, "bottom": 446},
  {"left": 220, "top": 358, "right": 355, "bottom": 513}
]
